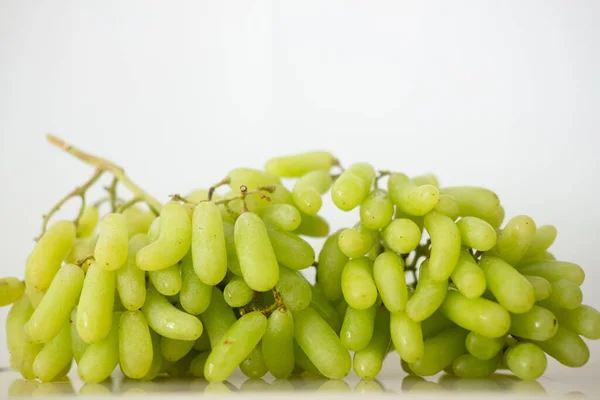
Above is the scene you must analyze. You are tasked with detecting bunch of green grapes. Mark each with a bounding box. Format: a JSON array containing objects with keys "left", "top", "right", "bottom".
[{"left": 1, "top": 148, "right": 599, "bottom": 386}]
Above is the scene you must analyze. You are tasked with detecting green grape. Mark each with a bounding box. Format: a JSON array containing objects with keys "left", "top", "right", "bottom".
[
  {"left": 340, "top": 304, "right": 377, "bottom": 351},
  {"left": 119, "top": 311, "right": 153, "bottom": 379},
  {"left": 0, "top": 277, "right": 25, "bottom": 307},
  {"left": 434, "top": 194, "right": 460, "bottom": 220},
  {"left": 228, "top": 167, "right": 280, "bottom": 191},
  {"left": 317, "top": 230, "right": 349, "bottom": 302},
  {"left": 373, "top": 251, "right": 408, "bottom": 312},
  {"left": 382, "top": 218, "right": 421, "bottom": 254},
  {"left": 453, "top": 353, "right": 501, "bottom": 378},
  {"left": 276, "top": 266, "right": 312, "bottom": 312},
  {"left": 191, "top": 202, "right": 227, "bottom": 285},
  {"left": 142, "top": 288, "right": 203, "bottom": 341},
  {"left": 355, "top": 379, "right": 384, "bottom": 393},
  {"left": 310, "top": 284, "right": 342, "bottom": 332},
  {"left": 533, "top": 326, "right": 589, "bottom": 367},
  {"left": 366, "top": 240, "right": 382, "bottom": 261},
  {"left": 479, "top": 255, "right": 534, "bottom": 314},
  {"left": 456, "top": 216, "right": 497, "bottom": 251},
  {"left": 293, "top": 212, "right": 330, "bottom": 237},
  {"left": 161, "top": 336, "right": 195, "bottom": 362},
  {"left": 441, "top": 290, "right": 510, "bottom": 338},
  {"left": 265, "top": 223, "right": 315, "bottom": 270},
  {"left": 524, "top": 225, "right": 557, "bottom": 257},
  {"left": 292, "top": 171, "right": 332, "bottom": 215},
  {"left": 194, "top": 331, "right": 211, "bottom": 351},
  {"left": 224, "top": 276, "right": 254, "bottom": 307},
  {"left": 146, "top": 216, "right": 161, "bottom": 242},
  {"left": 240, "top": 344, "right": 268, "bottom": 378},
  {"left": 78, "top": 312, "right": 120, "bottom": 383},
  {"left": 25, "top": 220, "right": 76, "bottom": 291},
  {"left": 504, "top": 343, "right": 547, "bottom": 380},
  {"left": 265, "top": 151, "right": 335, "bottom": 177},
  {"left": 510, "top": 305, "right": 558, "bottom": 341},
  {"left": 26, "top": 264, "right": 84, "bottom": 343},
  {"left": 551, "top": 305, "right": 600, "bottom": 340},
  {"left": 66, "top": 236, "right": 97, "bottom": 265},
  {"left": 261, "top": 204, "right": 301, "bottom": 231},
  {"left": 294, "top": 341, "right": 323, "bottom": 376},
  {"left": 465, "top": 332, "right": 505, "bottom": 360},
  {"left": 16, "top": 335, "right": 43, "bottom": 380},
  {"left": 189, "top": 351, "right": 210, "bottom": 378},
  {"left": 408, "top": 326, "right": 468, "bottom": 376},
  {"left": 353, "top": 306, "right": 391, "bottom": 380},
  {"left": 246, "top": 183, "right": 294, "bottom": 213},
  {"left": 335, "top": 298, "right": 349, "bottom": 320},
  {"left": 262, "top": 308, "right": 295, "bottom": 379},
  {"left": 204, "top": 311, "right": 267, "bottom": 382},
  {"left": 70, "top": 308, "right": 88, "bottom": 363},
  {"left": 148, "top": 264, "right": 182, "bottom": 296},
  {"left": 489, "top": 205, "right": 506, "bottom": 229},
  {"left": 524, "top": 275, "right": 552, "bottom": 301},
  {"left": 518, "top": 261, "right": 585, "bottom": 285},
  {"left": 234, "top": 212, "right": 279, "bottom": 291},
  {"left": 199, "top": 287, "right": 237, "bottom": 347},
  {"left": 94, "top": 213, "right": 128, "bottom": 271},
  {"left": 140, "top": 330, "right": 162, "bottom": 381},
  {"left": 537, "top": 279, "right": 583, "bottom": 310},
  {"left": 293, "top": 306, "right": 351, "bottom": 379},
  {"left": 182, "top": 189, "right": 210, "bottom": 218},
  {"left": 6, "top": 296, "right": 41, "bottom": 379},
  {"left": 424, "top": 211, "right": 461, "bottom": 281},
  {"left": 116, "top": 233, "right": 148, "bottom": 310},
  {"left": 178, "top": 252, "right": 212, "bottom": 314},
  {"left": 492, "top": 215, "right": 537, "bottom": 265},
  {"left": 338, "top": 222, "right": 378, "bottom": 258},
  {"left": 25, "top": 285, "right": 45, "bottom": 310},
  {"left": 388, "top": 173, "right": 440, "bottom": 216},
  {"left": 406, "top": 260, "right": 448, "bottom": 321},
  {"left": 331, "top": 163, "right": 375, "bottom": 211},
  {"left": 451, "top": 249, "right": 486, "bottom": 299},
  {"left": 341, "top": 258, "right": 378, "bottom": 310},
  {"left": 360, "top": 189, "right": 394, "bottom": 230},
  {"left": 77, "top": 206, "right": 100, "bottom": 238},
  {"left": 439, "top": 186, "right": 501, "bottom": 225},
  {"left": 136, "top": 202, "right": 192, "bottom": 271},
  {"left": 77, "top": 261, "right": 115, "bottom": 344},
  {"left": 421, "top": 310, "right": 454, "bottom": 338},
  {"left": 222, "top": 221, "right": 242, "bottom": 276},
  {"left": 122, "top": 207, "right": 155, "bottom": 237},
  {"left": 390, "top": 311, "right": 424, "bottom": 363},
  {"left": 519, "top": 250, "right": 556, "bottom": 266}
]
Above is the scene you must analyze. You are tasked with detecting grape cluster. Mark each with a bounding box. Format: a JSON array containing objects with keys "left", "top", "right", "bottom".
[{"left": 1, "top": 146, "right": 599, "bottom": 386}]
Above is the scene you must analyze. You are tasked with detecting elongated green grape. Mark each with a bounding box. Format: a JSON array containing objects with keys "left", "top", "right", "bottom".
[
  {"left": 122, "top": 207, "right": 156, "bottom": 237},
  {"left": 142, "top": 288, "right": 203, "bottom": 341},
  {"left": 453, "top": 353, "right": 500, "bottom": 378},
  {"left": 518, "top": 261, "right": 584, "bottom": 285},
  {"left": 310, "top": 285, "right": 342, "bottom": 332},
  {"left": 456, "top": 216, "right": 497, "bottom": 251},
  {"left": 451, "top": 250, "right": 486, "bottom": 299},
  {"left": 265, "top": 151, "right": 335, "bottom": 177},
  {"left": 421, "top": 310, "right": 454, "bottom": 338},
  {"left": 341, "top": 258, "right": 377, "bottom": 310},
  {"left": 25, "top": 220, "right": 76, "bottom": 291},
  {"left": 338, "top": 223, "right": 378, "bottom": 258},
  {"left": 292, "top": 171, "right": 331, "bottom": 215},
  {"left": 360, "top": 189, "right": 394, "bottom": 230},
  {"left": 340, "top": 304, "right": 377, "bottom": 351},
  {"left": 148, "top": 264, "right": 182, "bottom": 296},
  {"left": 331, "top": 163, "right": 375, "bottom": 211},
  {"left": 192, "top": 201, "right": 227, "bottom": 285},
  {"left": 533, "top": 326, "right": 589, "bottom": 367},
  {"left": 441, "top": 290, "right": 510, "bottom": 338},
  {"left": 200, "top": 287, "right": 237, "bottom": 347},
  {"left": 479, "top": 255, "right": 534, "bottom": 314},
  {"left": 224, "top": 276, "right": 254, "bottom": 307},
  {"left": 146, "top": 216, "right": 161, "bottom": 242},
  {"left": 367, "top": 240, "right": 382, "bottom": 261},
  {"left": 34, "top": 323, "right": 71, "bottom": 382},
  {"left": 293, "top": 342, "right": 322, "bottom": 376},
  {"left": 94, "top": 213, "right": 128, "bottom": 271},
  {"left": 388, "top": 173, "right": 439, "bottom": 216},
  {"left": 434, "top": 195, "right": 460, "bottom": 220},
  {"left": 493, "top": 215, "right": 536, "bottom": 265},
  {"left": 538, "top": 279, "right": 583, "bottom": 310},
  {"left": 261, "top": 204, "right": 301, "bottom": 231},
  {"left": 162, "top": 351, "right": 196, "bottom": 378},
  {"left": 77, "top": 261, "right": 115, "bottom": 344},
  {"left": 140, "top": 330, "right": 162, "bottom": 381},
  {"left": 408, "top": 326, "right": 468, "bottom": 376},
  {"left": 77, "top": 206, "right": 100, "bottom": 238},
  {"left": 411, "top": 173, "right": 439, "bottom": 187},
  {"left": 505, "top": 343, "right": 547, "bottom": 380},
  {"left": 510, "top": 305, "right": 558, "bottom": 341},
  {"left": 136, "top": 202, "right": 191, "bottom": 271},
  {"left": 119, "top": 311, "right": 153, "bottom": 379},
  {"left": 0, "top": 277, "right": 25, "bottom": 307},
  {"left": 551, "top": 305, "right": 599, "bottom": 340},
  {"left": 276, "top": 266, "right": 312, "bottom": 312},
  {"left": 466, "top": 332, "right": 505, "bottom": 360},
  {"left": 78, "top": 312, "right": 120, "bottom": 383},
  {"left": 293, "top": 307, "right": 351, "bottom": 379},
  {"left": 222, "top": 221, "right": 241, "bottom": 276},
  {"left": 390, "top": 311, "right": 424, "bottom": 363},
  {"left": 194, "top": 331, "right": 211, "bottom": 352},
  {"left": 235, "top": 212, "right": 279, "bottom": 291},
  {"left": 353, "top": 307, "right": 390, "bottom": 379},
  {"left": 204, "top": 311, "right": 267, "bottom": 382},
  {"left": 524, "top": 275, "right": 552, "bottom": 301},
  {"left": 189, "top": 351, "right": 210, "bottom": 378},
  {"left": 69, "top": 308, "right": 88, "bottom": 363},
  {"left": 66, "top": 236, "right": 97, "bottom": 265},
  {"left": 240, "top": 344, "right": 268, "bottom": 378},
  {"left": 25, "top": 285, "right": 45, "bottom": 310},
  {"left": 227, "top": 167, "right": 280, "bottom": 191},
  {"left": 317, "top": 231, "right": 348, "bottom": 302},
  {"left": 161, "top": 336, "right": 194, "bottom": 362},
  {"left": 424, "top": 211, "right": 461, "bottom": 281},
  {"left": 382, "top": 218, "right": 421, "bottom": 254},
  {"left": 262, "top": 309, "right": 294, "bottom": 379},
  {"left": 439, "top": 186, "right": 500, "bottom": 225},
  {"left": 116, "top": 234, "right": 148, "bottom": 310},
  {"left": 406, "top": 260, "right": 448, "bottom": 321},
  {"left": 373, "top": 252, "right": 408, "bottom": 312},
  {"left": 525, "top": 225, "right": 557, "bottom": 256},
  {"left": 7, "top": 296, "right": 42, "bottom": 379},
  {"left": 294, "top": 212, "right": 330, "bottom": 237},
  {"left": 245, "top": 184, "right": 294, "bottom": 215},
  {"left": 265, "top": 223, "right": 315, "bottom": 270}
]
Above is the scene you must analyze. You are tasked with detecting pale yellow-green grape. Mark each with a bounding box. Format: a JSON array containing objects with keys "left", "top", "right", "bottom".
[
  {"left": 6, "top": 296, "right": 39, "bottom": 378},
  {"left": 194, "top": 331, "right": 211, "bottom": 352},
  {"left": 180, "top": 252, "right": 212, "bottom": 315},
  {"left": 222, "top": 221, "right": 241, "bottom": 276},
  {"left": 25, "top": 220, "right": 76, "bottom": 291},
  {"left": 294, "top": 212, "right": 330, "bottom": 237},
  {"left": 94, "top": 213, "right": 128, "bottom": 271},
  {"left": 519, "top": 251, "right": 557, "bottom": 266},
  {"left": 360, "top": 189, "right": 394, "bottom": 230},
  {"left": 341, "top": 258, "right": 378, "bottom": 310},
  {"left": 390, "top": 311, "right": 424, "bottom": 363},
  {"left": 439, "top": 186, "right": 501, "bottom": 225},
  {"left": 142, "top": 288, "right": 203, "bottom": 341},
  {"left": 32, "top": 322, "right": 72, "bottom": 382},
  {"left": 192, "top": 201, "right": 227, "bottom": 285},
  {"left": 310, "top": 284, "right": 342, "bottom": 333},
  {"left": 277, "top": 266, "right": 313, "bottom": 312},
  {"left": 148, "top": 264, "right": 182, "bottom": 296},
  {"left": 147, "top": 216, "right": 161, "bottom": 242},
  {"left": 240, "top": 344, "right": 268, "bottom": 378},
  {"left": 519, "top": 261, "right": 585, "bottom": 285},
  {"left": 489, "top": 205, "right": 505, "bottom": 229},
  {"left": 524, "top": 275, "right": 552, "bottom": 301},
  {"left": 77, "top": 206, "right": 100, "bottom": 238},
  {"left": 406, "top": 260, "right": 448, "bottom": 321},
  {"left": 265, "top": 151, "right": 335, "bottom": 177},
  {"left": 408, "top": 326, "right": 468, "bottom": 376},
  {"left": 66, "top": 236, "right": 97, "bottom": 265},
  {"left": 77, "top": 261, "right": 115, "bottom": 344},
  {"left": 421, "top": 310, "right": 455, "bottom": 338},
  {"left": 367, "top": 240, "right": 382, "bottom": 262},
  {"left": 70, "top": 308, "right": 88, "bottom": 363},
  {"left": 465, "top": 332, "right": 505, "bottom": 360},
  {"left": 424, "top": 211, "right": 461, "bottom": 281},
  {"left": 265, "top": 223, "right": 315, "bottom": 270},
  {"left": 0, "top": 277, "right": 25, "bottom": 307},
  {"left": 537, "top": 279, "right": 583, "bottom": 310},
  {"left": 452, "top": 353, "right": 501, "bottom": 378},
  {"left": 451, "top": 250, "right": 486, "bottom": 299},
  {"left": 504, "top": 343, "right": 547, "bottom": 380},
  {"left": 139, "top": 330, "right": 162, "bottom": 381},
  {"left": 340, "top": 304, "right": 377, "bottom": 351},
  {"left": 27, "top": 264, "right": 84, "bottom": 343},
  {"left": 492, "top": 215, "right": 537, "bottom": 265},
  {"left": 136, "top": 202, "right": 192, "bottom": 271},
  {"left": 234, "top": 212, "right": 279, "bottom": 291},
  {"left": 227, "top": 167, "right": 280, "bottom": 191},
  {"left": 182, "top": 189, "right": 210, "bottom": 219},
  {"left": 510, "top": 305, "right": 558, "bottom": 341},
  {"left": 524, "top": 225, "right": 558, "bottom": 257},
  {"left": 293, "top": 342, "right": 322, "bottom": 376},
  {"left": 338, "top": 223, "right": 378, "bottom": 258},
  {"left": 224, "top": 276, "right": 254, "bottom": 307},
  {"left": 441, "top": 290, "right": 510, "bottom": 338},
  {"left": 244, "top": 183, "right": 294, "bottom": 215},
  {"left": 260, "top": 204, "right": 301, "bottom": 231},
  {"left": 189, "top": 351, "right": 210, "bottom": 378},
  {"left": 122, "top": 207, "right": 156, "bottom": 237},
  {"left": 373, "top": 251, "right": 408, "bottom": 312},
  {"left": 434, "top": 194, "right": 460, "bottom": 220},
  {"left": 331, "top": 163, "right": 375, "bottom": 211},
  {"left": 161, "top": 336, "right": 195, "bottom": 362},
  {"left": 119, "top": 311, "right": 153, "bottom": 379},
  {"left": 116, "top": 234, "right": 148, "bottom": 310},
  {"left": 262, "top": 308, "right": 295, "bottom": 379},
  {"left": 388, "top": 173, "right": 440, "bottom": 216},
  {"left": 456, "top": 216, "right": 497, "bottom": 251},
  {"left": 204, "top": 311, "right": 267, "bottom": 382},
  {"left": 353, "top": 306, "right": 391, "bottom": 380},
  {"left": 292, "top": 171, "right": 332, "bottom": 215},
  {"left": 25, "top": 285, "right": 45, "bottom": 310},
  {"left": 293, "top": 306, "right": 351, "bottom": 379},
  {"left": 200, "top": 287, "right": 237, "bottom": 347},
  {"left": 78, "top": 313, "right": 120, "bottom": 383},
  {"left": 317, "top": 231, "right": 349, "bottom": 302},
  {"left": 551, "top": 305, "right": 600, "bottom": 340},
  {"left": 479, "top": 255, "right": 534, "bottom": 314},
  {"left": 382, "top": 218, "right": 421, "bottom": 254},
  {"left": 411, "top": 173, "right": 439, "bottom": 188}
]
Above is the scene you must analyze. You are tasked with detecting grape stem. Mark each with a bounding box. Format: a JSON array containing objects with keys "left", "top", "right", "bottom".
[
  {"left": 107, "top": 176, "right": 119, "bottom": 213},
  {"left": 208, "top": 177, "right": 231, "bottom": 201},
  {"left": 170, "top": 185, "right": 276, "bottom": 210},
  {"left": 116, "top": 197, "right": 143, "bottom": 213}
]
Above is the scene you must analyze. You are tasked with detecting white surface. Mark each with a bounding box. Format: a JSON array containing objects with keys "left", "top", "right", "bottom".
[{"left": 1, "top": 0, "right": 599, "bottom": 395}]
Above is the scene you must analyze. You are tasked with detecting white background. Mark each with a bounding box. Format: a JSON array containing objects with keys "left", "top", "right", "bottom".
[{"left": 1, "top": 0, "right": 599, "bottom": 382}]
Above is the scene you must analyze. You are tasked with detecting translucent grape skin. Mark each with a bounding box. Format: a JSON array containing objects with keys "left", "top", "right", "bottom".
[
  {"left": 465, "top": 332, "right": 506, "bottom": 360},
  {"left": 551, "top": 305, "right": 600, "bottom": 340},
  {"left": 262, "top": 309, "right": 295, "bottom": 379},
  {"left": 451, "top": 250, "right": 486, "bottom": 299},
  {"left": 277, "top": 266, "right": 313, "bottom": 312},
  {"left": 119, "top": 311, "right": 153, "bottom": 379},
  {"left": 142, "top": 288, "right": 203, "bottom": 341},
  {"left": 532, "top": 326, "right": 589, "bottom": 368},
  {"left": 317, "top": 231, "right": 349, "bottom": 302},
  {"left": 382, "top": 219, "right": 421, "bottom": 254},
  {"left": 94, "top": 213, "right": 129, "bottom": 271},
  {"left": 227, "top": 167, "right": 280, "bottom": 191},
  {"left": 189, "top": 351, "right": 210, "bottom": 378},
  {"left": 260, "top": 204, "right": 301, "bottom": 231},
  {"left": 32, "top": 322, "right": 72, "bottom": 382},
  {"left": 265, "top": 151, "right": 335, "bottom": 178},
  {"left": 537, "top": 279, "right": 583, "bottom": 310},
  {"left": 265, "top": 223, "right": 315, "bottom": 270},
  {"left": 77, "top": 261, "right": 115, "bottom": 344},
  {"left": 421, "top": 310, "right": 454, "bottom": 339},
  {"left": 504, "top": 343, "right": 547, "bottom": 380},
  {"left": 199, "top": 287, "right": 237, "bottom": 348},
  {"left": 353, "top": 306, "right": 391, "bottom": 380},
  {"left": 340, "top": 304, "right": 377, "bottom": 352},
  {"left": 479, "top": 255, "right": 535, "bottom": 314},
  {"left": 0, "top": 277, "right": 25, "bottom": 307},
  {"left": 78, "top": 313, "right": 120, "bottom": 383},
  {"left": 518, "top": 261, "right": 585, "bottom": 286},
  {"left": 294, "top": 341, "right": 323, "bottom": 377},
  {"left": 292, "top": 171, "right": 332, "bottom": 215},
  {"left": 434, "top": 195, "right": 460, "bottom": 220},
  {"left": 338, "top": 223, "right": 378, "bottom": 258},
  {"left": 331, "top": 163, "right": 375, "bottom": 211},
  {"left": 6, "top": 296, "right": 34, "bottom": 369},
  {"left": 390, "top": 311, "right": 424, "bottom": 364},
  {"left": 373, "top": 252, "right": 408, "bottom": 312},
  {"left": 360, "top": 189, "right": 394, "bottom": 230},
  {"left": 116, "top": 234, "right": 148, "bottom": 310},
  {"left": 424, "top": 211, "right": 461, "bottom": 282},
  {"left": 408, "top": 326, "right": 468, "bottom": 376},
  {"left": 310, "top": 285, "right": 342, "bottom": 333},
  {"left": 224, "top": 276, "right": 254, "bottom": 308},
  {"left": 148, "top": 264, "right": 182, "bottom": 296},
  {"left": 524, "top": 275, "right": 552, "bottom": 301},
  {"left": 222, "top": 221, "right": 242, "bottom": 276},
  {"left": 524, "top": 225, "right": 558, "bottom": 258},
  {"left": 439, "top": 186, "right": 501, "bottom": 226},
  {"left": 388, "top": 173, "right": 440, "bottom": 216},
  {"left": 455, "top": 216, "right": 497, "bottom": 251},
  {"left": 493, "top": 215, "right": 537, "bottom": 265},
  {"left": 341, "top": 258, "right": 378, "bottom": 310},
  {"left": 240, "top": 344, "right": 268, "bottom": 378},
  {"left": 452, "top": 353, "right": 501, "bottom": 378},
  {"left": 179, "top": 252, "right": 212, "bottom": 315},
  {"left": 192, "top": 201, "right": 227, "bottom": 285},
  {"left": 406, "top": 260, "right": 448, "bottom": 322},
  {"left": 293, "top": 212, "right": 330, "bottom": 237},
  {"left": 160, "top": 337, "right": 195, "bottom": 362},
  {"left": 77, "top": 206, "right": 100, "bottom": 238},
  {"left": 69, "top": 308, "right": 88, "bottom": 363},
  {"left": 510, "top": 305, "right": 558, "bottom": 341},
  {"left": 140, "top": 330, "right": 162, "bottom": 381}
]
